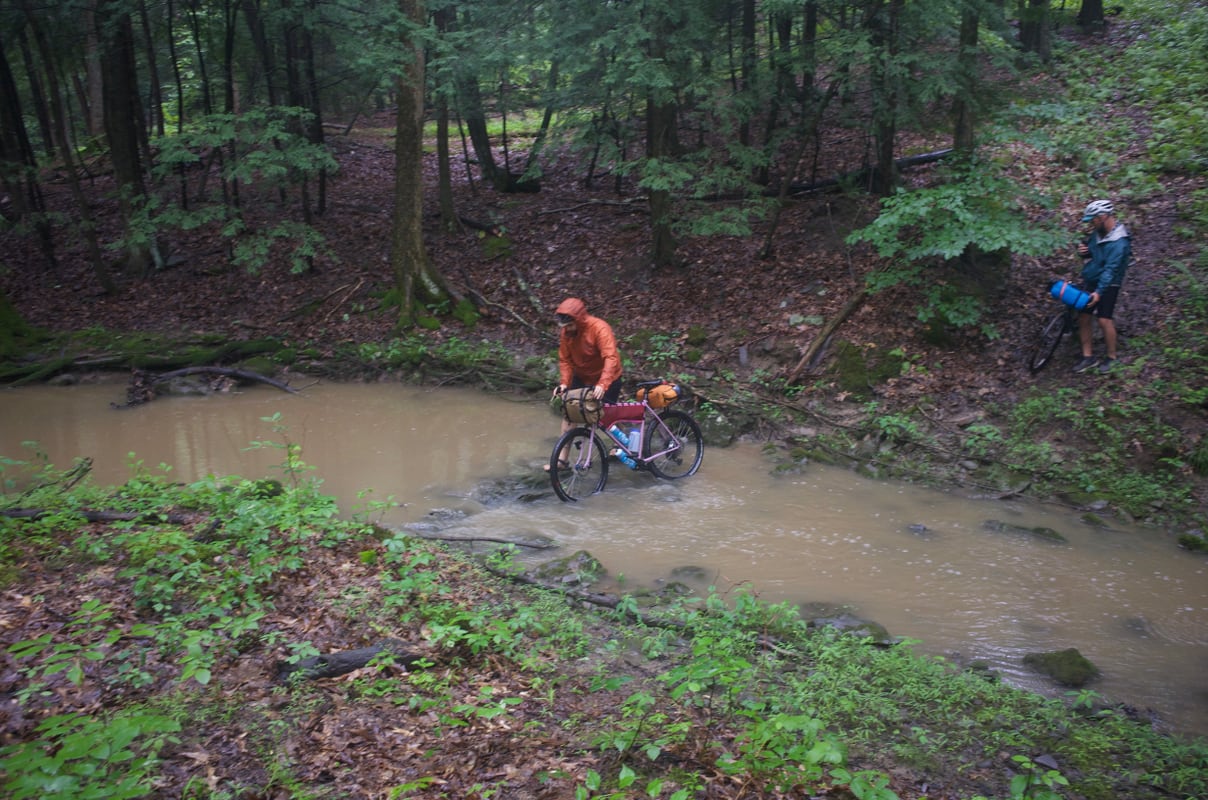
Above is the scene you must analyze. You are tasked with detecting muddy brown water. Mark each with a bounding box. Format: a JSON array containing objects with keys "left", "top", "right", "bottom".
[{"left": 2, "top": 381, "right": 1205, "bottom": 737}]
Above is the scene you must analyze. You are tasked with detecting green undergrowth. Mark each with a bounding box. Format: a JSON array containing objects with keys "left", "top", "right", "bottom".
[{"left": 1, "top": 435, "right": 1206, "bottom": 800}]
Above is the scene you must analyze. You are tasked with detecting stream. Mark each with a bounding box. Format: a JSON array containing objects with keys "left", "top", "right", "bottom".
[{"left": 2, "top": 380, "right": 1205, "bottom": 737}]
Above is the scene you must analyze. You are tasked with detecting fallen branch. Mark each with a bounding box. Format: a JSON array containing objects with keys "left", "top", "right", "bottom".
[
  {"left": 407, "top": 532, "right": 558, "bottom": 549},
  {"left": 785, "top": 287, "right": 868, "bottom": 385},
  {"left": 536, "top": 198, "right": 647, "bottom": 216}
]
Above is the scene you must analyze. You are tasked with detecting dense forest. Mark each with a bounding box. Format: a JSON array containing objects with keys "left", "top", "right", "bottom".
[
  {"left": 2, "top": 0, "right": 1208, "bottom": 797},
  {"left": 0, "top": 0, "right": 1145, "bottom": 313}
]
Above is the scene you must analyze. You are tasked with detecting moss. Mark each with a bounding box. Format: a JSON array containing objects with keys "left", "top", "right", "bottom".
[
  {"left": 683, "top": 348, "right": 702, "bottom": 363},
  {"left": 832, "top": 339, "right": 904, "bottom": 397},
  {"left": 1177, "top": 533, "right": 1208, "bottom": 553},
  {"left": 415, "top": 315, "right": 441, "bottom": 331},
  {"left": 451, "top": 298, "right": 479, "bottom": 327},
  {"left": 685, "top": 325, "right": 709, "bottom": 347},
  {"left": 1023, "top": 648, "right": 1100, "bottom": 687}
]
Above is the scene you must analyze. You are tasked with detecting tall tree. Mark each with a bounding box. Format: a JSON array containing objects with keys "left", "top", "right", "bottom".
[
  {"left": 97, "top": 0, "right": 156, "bottom": 275},
  {"left": 389, "top": 0, "right": 450, "bottom": 326},
  {"left": 23, "top": 1, "right": 113, "bottom": 292}
]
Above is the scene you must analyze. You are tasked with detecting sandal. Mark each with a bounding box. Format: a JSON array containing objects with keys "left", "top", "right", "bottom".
[{"left": 543, "top": 459, "right": 570, "bottom": 473}]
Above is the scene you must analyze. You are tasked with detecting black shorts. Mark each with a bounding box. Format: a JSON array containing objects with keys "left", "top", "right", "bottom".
[
  {"left": 1080, "top": 285, "right": 1119, "bottom": 319},
  {"left": 570, "top": 376, "right": 622, "bottom": 403}
]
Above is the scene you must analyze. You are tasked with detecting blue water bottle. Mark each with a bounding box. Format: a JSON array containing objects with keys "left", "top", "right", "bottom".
[{"left": 607, "top": 424, "right": 628, "bottom": 448}]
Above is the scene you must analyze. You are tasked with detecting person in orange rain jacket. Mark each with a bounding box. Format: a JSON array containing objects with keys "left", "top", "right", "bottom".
[{"left": 546, "top": 297, "right": 623, "bottom": 470}]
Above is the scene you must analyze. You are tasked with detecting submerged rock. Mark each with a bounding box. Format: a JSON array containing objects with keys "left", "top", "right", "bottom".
[
  {"left": 1022, "top": 647, "right": 1100, "bottom": 687},
  {"left": 532, "top": 550, "right": 606, "bottom": 587},
  {"left": 981, "top": 519, "right": 1068, "bottom": 543}
]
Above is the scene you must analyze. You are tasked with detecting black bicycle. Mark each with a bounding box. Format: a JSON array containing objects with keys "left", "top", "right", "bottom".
[{"left": 1028, "top": 303, "right": 1078, "bottom": 373}]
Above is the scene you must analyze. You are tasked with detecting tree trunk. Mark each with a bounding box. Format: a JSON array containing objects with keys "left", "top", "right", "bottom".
[
  {"left": 645, "top": 10, "right": 679, "bottom": 269},
  {"left": 390, "top": 0, "right": 449, "bottom": 327},
  {"left": 869, "top": 0, "right": 903, "bottom": 196},
  {"left": 16, "top": 28, "right": 54, "bottom": 160},
  {"left": 952, "top": 3, "right": 980, "bottom": 155},
  {"left": 1019, "top": 0, "right": 1051, "bottom": 61},
  {"left": 0, "top": 32, "right": 55, "bottom": 267},
  {"left": 1077, "top": 0, "right": 1105, "bottom": 30},
  {"left": 24, "top": 4, "right": 114, "bottom": 293},
  {"left": 97, "top": 0, "right": 155, "bottom": 276},
  {"left": 432, "top": 8, "right": 459, "bottom": 230},
  {"left": 138, "top": 0, "right": 164, "bottom": 138}
]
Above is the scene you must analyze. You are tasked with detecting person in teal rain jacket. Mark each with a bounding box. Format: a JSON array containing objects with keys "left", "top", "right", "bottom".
[{"left": 1073, "top": 199, "right": 1131, "bottom": 374}]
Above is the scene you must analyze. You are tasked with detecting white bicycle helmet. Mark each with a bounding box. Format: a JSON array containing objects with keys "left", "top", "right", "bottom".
[{"left": 1081, "top": 199, "right": 1114, "bottom": 221}]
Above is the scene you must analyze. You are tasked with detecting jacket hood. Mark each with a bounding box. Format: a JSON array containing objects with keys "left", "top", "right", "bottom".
[
  {"left": 555, "top": 297, "right": 588, "bottom": 321},
  {"left": 1100, "top": 222, "right": 1129, "bottom": 243}
]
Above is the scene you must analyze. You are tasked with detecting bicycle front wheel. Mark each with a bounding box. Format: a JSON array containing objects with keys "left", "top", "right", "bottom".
[
  {"left": 550, "top": 427, "right": 609, "bottom": 502},
  {"left": 1028, "top": 310, "right": 1069, "bottom": 374},
  {"left": 645, "top": 409, "right": 704, "bottom": 479}
]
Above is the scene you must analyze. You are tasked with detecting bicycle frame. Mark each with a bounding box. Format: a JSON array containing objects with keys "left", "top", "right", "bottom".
[{"left": 595, "top": 401, "right": 683, "bottom": 464}]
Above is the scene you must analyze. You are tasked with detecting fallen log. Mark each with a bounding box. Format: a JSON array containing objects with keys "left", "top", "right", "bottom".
[
  {"left": 781, "top": 148, "right": 954, "bottom": 196},
  {"left": 113, "top": 366, "right": 299, "bottom": 409},
  {"left": 276, "top": 638, "right": 427, "bottom": 682}
]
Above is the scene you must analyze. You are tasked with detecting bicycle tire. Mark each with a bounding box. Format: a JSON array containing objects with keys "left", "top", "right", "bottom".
[
  {"left": 644, "top": 409, "right": 704, "bottom": 479},
  {"left": 1028, "top": 310, "right": 1069, "bottom": 374},
  {"left": 550, "top": 427, "right": 609, "bottom": 502}
]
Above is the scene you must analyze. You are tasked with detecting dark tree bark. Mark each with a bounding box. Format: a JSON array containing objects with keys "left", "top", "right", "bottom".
[
  {"left": 868, "top": 0, "right": 903, "bottom": 196},
  {"left": 645, "top": 6, "right": 679, "bottom": 269},
  {"left": 433, "top": 7, "right": 460, "bottom": 231},
  {"left": 242, "top": 0, "right": 281, "bottom": 105},
  {"left": 1019, "top": 0, "right": 1052, "bottom": 61},
  {"left": 16, "top": 27, "right": 54, "bottom": 160},
  {"left": 23, "top": 4, "right": 113, "bottom": 293},
  {"left": 952, "top": 2, "right": 980, "bottom": 155},
  {"left": 138, "top": 0, "right": 164, "bottom": 137},
  {"left": 1077, "top": 0, "right": 1105, "bottom": 30},
  {"left": 97, "top": 0, "right": 155, "bottom": 276},
  {"left": 0, "top": 32, "right": 55, "bottom": 266}
]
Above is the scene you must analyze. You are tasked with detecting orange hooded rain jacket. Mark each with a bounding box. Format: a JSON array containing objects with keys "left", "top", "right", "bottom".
[{"left": 556, "top": 298, "right": 622, "bottom": 390}]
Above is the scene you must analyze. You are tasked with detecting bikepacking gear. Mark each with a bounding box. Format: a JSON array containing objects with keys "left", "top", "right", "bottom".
[
  {"left": 562, "top": 387, "right": 602, "bottom": 424},
  {"left": 1072, "top": 356, "right": 1099, "bottom": 373},
  {"left": 637, "top": 383, "right": 680, "bottom": 409},
  {"left": 1082, "top": 200, "right": 1114, "bottom": 221},
  {"left": 1050, "top": 280, "right": 1092, "bottom": 310}
]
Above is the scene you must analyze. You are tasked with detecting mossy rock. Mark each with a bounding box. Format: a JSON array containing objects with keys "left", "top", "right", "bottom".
[
  {"left": 1022, "top": 647, "right": 1100, "bottom": 687},
  {"left": 532, "top": 550, "right": 606, "bottom": 587},
  {"left": 966, "top": 660, "right": 1001, "bottom": 683},
  {"left": 1177, "top": 533, "right": 1208, "bottom": 553},
  {"left": 981, "top": 519, "right": 1067, "bottom": 543},
  {"left": 831, "top": 339, "right": 904, "bottom": 398}
]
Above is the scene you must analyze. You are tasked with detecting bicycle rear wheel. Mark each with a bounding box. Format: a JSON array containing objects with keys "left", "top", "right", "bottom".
[
  {"left": 550, "top": 428, "right": 609, "bottom": 502},
  {"left": 1028, "top": 310, "right": 1069, "bottom": 374},
  {"left": 644, "top": 409, "right": 704, "bottom": 479}
]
